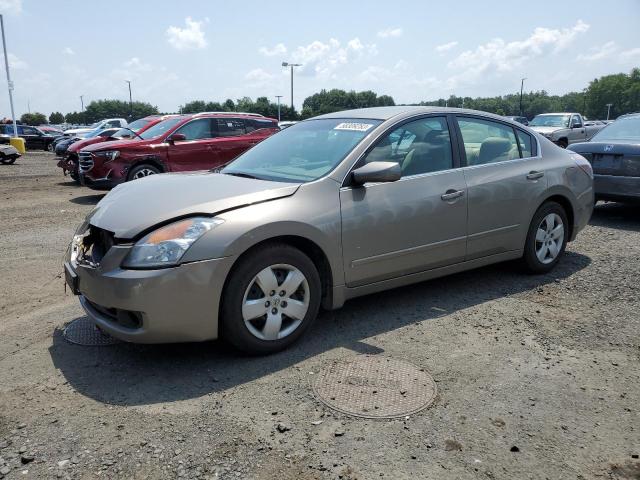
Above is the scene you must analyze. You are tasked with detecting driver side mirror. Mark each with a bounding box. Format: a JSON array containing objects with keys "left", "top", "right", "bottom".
[
  {"left": 351, "top": 161, "right": 401, "bottom": 185},
  {"left": 167, "top": 133, "right": 186, "bottom": 144}
]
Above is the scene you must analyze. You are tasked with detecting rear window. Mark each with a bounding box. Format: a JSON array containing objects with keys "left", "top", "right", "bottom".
[{"left": 215, "top": 118, "right": 245, "bottom": 137}]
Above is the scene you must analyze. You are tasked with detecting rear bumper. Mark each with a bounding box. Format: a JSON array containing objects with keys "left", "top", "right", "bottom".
[
  {"left": 594, "top": 174, "right": 640, "bottom": 202},
  {"left": 69, "top": 246, "right": 236, "bottom": 343}
]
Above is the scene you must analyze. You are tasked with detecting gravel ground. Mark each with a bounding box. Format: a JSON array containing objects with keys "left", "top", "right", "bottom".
[{"left": 0, "top": 153, "right": 638, "bottom": 480}]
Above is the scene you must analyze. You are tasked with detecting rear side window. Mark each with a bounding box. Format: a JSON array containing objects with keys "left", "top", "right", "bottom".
[
  {"left": 457, "top": 117, "right": 520, "bottom": 166},
  {"left": 246, "top": 118, "right": 277, "bottom": 133},
  {"left": 215, "top": 118, "right": 246, "bottom": 137},
  {"left": 516, "top": 130, "right": 535, "bottom": 158}
]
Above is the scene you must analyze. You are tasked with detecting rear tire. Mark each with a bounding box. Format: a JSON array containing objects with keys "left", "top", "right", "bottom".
[
  {"left": 127, "top": 163, "right": 160, "bottom": 181},
  {"left": 522, "top": 201, "right": 568, "bottom": 274},
  {"left": 221, "top": 243, "right": 321, "bottom": 355},
  {"left": 0, "top": 155, "right": 16, "bottom": 165}
]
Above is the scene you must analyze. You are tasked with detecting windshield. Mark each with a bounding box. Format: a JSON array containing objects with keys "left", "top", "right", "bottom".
[
  {"left": 139, "top": 117, "right": 184, "bottom": 140},
  {"left": 127, "top": 117, "right": 153, "bottom": 132},
  {"left": 84, "top": 128, "right": 106, "bottom": 139},
  {"left": 591, "top": 116, "right": 640, "bottom": 142},
  {"left": 529, "top": 115, "right": 570, "bottom": 127},
  {"left": 222, "top": 118, "right": 382, "bottom": 182},
  {"left": 89, "top": 122, "right": 101, "bottom": 129}
]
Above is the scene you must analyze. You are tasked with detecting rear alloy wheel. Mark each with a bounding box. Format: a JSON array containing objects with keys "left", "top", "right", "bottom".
[
  {"left": 128, "top": 164, "right": 160, "bottom": 181},
  {"left": 222, "top": 244, "right": 321, "bottom": 354},
  {"left": 46, "top": 143, "right": 54, "bottom": 152},
  {"left": 523, "top": 201, "right": 568, "bottom": 273}
]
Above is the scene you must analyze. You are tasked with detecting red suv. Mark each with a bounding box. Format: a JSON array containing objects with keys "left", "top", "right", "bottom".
[{"left": 78, "top": 113, "right": 279, "bottom": 190}]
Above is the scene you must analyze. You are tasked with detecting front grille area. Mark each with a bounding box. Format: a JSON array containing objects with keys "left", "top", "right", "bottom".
[
  {"left": 78, "top": 226, "right": 115, "bottom": 266},
  {"left": 78, "top": 151, "right": 94, "bottom": 172}
]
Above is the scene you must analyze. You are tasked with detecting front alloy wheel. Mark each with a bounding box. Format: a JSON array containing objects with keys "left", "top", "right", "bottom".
[
  {"left": 222, "top": 243, "right": 321, "bottom": 354},
  {"left": 242, "top": 264, "right": 310, "bottom": 341}
]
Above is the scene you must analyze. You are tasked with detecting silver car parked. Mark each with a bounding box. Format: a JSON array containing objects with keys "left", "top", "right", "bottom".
[{"left": 65, "top": 107, "right": 594, "bottom": 354}]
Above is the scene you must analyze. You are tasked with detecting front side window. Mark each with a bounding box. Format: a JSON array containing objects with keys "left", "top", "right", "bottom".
[
  {"left": 175, "top": 119, "right": 213, "bottom": 140},
  {"left": 22, "top": 126, "right": 38, "bottom": 135},
  {"left": 363, "top": 117, "right": 453, "bottom": 177},
  {"left": 458, "top": 117, "right": 520, "bottom": 166},
  {"left": 215, "top": 118, "right": 245, "bottom": 137},
  {"left": 222, "top": 118, "right": 382, "bottom": 182},
  {"left": 571, "top": 115, "right": 582, "bottom": 127}
]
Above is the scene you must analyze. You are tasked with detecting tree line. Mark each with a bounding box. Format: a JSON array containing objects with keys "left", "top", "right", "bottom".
[{"left": 15, "top": 68, "right": 639, "bottom": 126}]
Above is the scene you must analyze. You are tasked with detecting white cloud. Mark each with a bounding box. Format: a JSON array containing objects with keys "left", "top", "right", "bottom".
[
  {"left": 0, "top": 0, "right": 22, "bottom": 14},
  {"left": 166, "top": 17, "right": 207, "bottom": 50},
  {"left": 1, "top": 53, "right": 27, "bottom": 70},
  {"left": 620, "top": 47, "right": 640, "bottom": 61},
  {"left": 290, "top": 37, "right": 377, "bottom": 78},
  {"left": 435, "top": 41, "right": 458, "bottom": 54},
  {"left": 259, "top": 43, "right": 287, "bottom": 57},
  {"left": 62, "top": 47, "right": 75, "bottom": 56},
  {"left": 377, "top": 27, "right": 403, "bottom": 39},
  {"left": 245, "top": 68, "right": 275, "bottom": 85},
  {"left": 577, "top": 41, "right": 617, "bottom": 62},
  {"left": 447, "top": 20, "right": 590, "bottom": 86}
]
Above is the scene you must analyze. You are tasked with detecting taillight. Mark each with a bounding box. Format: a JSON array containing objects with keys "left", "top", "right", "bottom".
[{"left": 571, "top": 153, "right": 593, "bottom": 179}]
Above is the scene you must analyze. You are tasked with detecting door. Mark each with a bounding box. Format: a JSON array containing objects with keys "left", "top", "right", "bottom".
[
  {"left": 208, "top": 118, "right": 251, "bottom": 167},
  {"left": 166, "top": 118, "right": 215, "bottom": 172},
  {"left": 340, "top": 116, "right": 467, "bottom": 287},
  {"left": 455, "top": 116, "right": 548, "bottom": 260},
  {"left": 568, "top": 115, "right": 586, "bottom": 144},
  {"left": 21, "top": 126, "right": 42, "bottom": 149}
]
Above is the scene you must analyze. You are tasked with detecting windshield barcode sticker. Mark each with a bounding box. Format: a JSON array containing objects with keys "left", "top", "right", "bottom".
[{"left": 334, "top": 122, "right": 375, "bottom": 132}]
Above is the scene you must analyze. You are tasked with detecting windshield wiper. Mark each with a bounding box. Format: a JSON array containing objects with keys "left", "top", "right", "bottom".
[
  {"left": 118, "top": 127, "right": 143, "bottom": 140},
  {"left": 222, "top": 171, "right": 261, "bottom": 180}
]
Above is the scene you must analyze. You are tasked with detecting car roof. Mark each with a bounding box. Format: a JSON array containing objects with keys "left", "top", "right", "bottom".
[
  {"left": 312, "top": 106, "right": 515, "bottom": 122},
  {"left": 535, "top": 112, "right": 576, "bottom": 116}
]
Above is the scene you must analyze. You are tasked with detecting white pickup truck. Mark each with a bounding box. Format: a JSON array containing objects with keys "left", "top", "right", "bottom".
[
  {"left": 64, "top": 118, "right": 128, "bottom": 137},
  {"left": 528, "top": 113, "right": 605, "bottom": 148}
]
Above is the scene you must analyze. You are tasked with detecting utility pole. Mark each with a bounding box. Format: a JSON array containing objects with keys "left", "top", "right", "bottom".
[
  {"left": 281, "top": 62, "right": 301, "bottom": 110},
  {"left": 1, "top": 14, "right": 18, "bottom": 137},
  {"left": 125, "top": 80, "right": 132, "bottom": 119},
  {"left": 519, "top": 77, "right": 526, "bottom": 117},
  {"left": 606, "top": 103, "right": 613, "bottom": 120},
  {"left": 275, "top": 95, "right": 283, "bottom": 122},
  {"left": 80, "top": 95, "right": 84, "bottom": 112}
]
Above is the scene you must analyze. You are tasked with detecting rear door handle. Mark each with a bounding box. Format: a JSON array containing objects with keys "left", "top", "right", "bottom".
[
  {"left": 441, "top": 189, "right": 464, "bottom": 201},
  {"left": 526, "top": 171, "right": 544, "bottom": 180}
]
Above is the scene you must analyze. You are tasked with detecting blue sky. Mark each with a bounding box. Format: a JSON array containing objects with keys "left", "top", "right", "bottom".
[{"left": 0, "top": 0, "right": 638, "bottom": 117}]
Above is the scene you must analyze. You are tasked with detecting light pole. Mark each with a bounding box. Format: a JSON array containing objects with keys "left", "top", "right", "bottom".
[
  {"left": 519, "top": 77, "right": 527, "bottom": 117},
  {"left": 125, "top": 80, "right": 132, "bottom": 119},
  {"left": 606, "top": 103, "right": 613, "bottom": 120},
  {"left": 0, "top": 14, "right": 17, "bottom": 137},
  {"left": 80, "top": 95, "right": 84, "bottom": 112},
  {"left": 281, "top": 62, "right": 301, "bottom": 110},
  {"left": 275, "top": 95, "right": 283, "bottom": 122}
]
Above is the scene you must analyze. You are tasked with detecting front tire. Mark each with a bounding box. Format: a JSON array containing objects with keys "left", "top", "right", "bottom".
[
  {"left": 221, "top": 243, "right": 321, "bottom": 355},
  {"left": 0, "top": 155, "right": 16, "bottom": 165},
  {"left": 127, "top": 163, "right": 160, "bottom": 181},
  {"left": 557, "top": 138, "right": 568, "bottom": 149},
  {"left": 522, "top": 201, "right": 568, "bottom": 274}
]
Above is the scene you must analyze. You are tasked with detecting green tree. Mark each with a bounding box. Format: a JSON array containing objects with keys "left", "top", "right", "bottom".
[
  {"left": 81, "top": 99, "right": 159, "bottom": 123},
  {"left": 20, "top": 112, "right": 47, "bottom": 125},
  {"left": 49, "top": 112, "right": 64, "bottom": 124},
  {"left": 301, "top": 89, "right": 396, "bottom": 118}
]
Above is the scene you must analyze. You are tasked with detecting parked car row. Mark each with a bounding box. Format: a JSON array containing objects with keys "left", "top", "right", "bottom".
[
  {"left": 55, "top": 112, "right": 280, "bottom": 189},
  {"left": 0, "top": 124, "right": 57, "bottom": 151}
]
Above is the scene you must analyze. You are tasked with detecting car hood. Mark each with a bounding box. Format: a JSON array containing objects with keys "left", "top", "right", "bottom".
[
  {"left": 529, "top": 126, "right": 563, "bottom": 135},
  {"left": 65, "top": 128, "right": 91, "bottom": 136},
  {"left": 68, "top": 137, "right": 106, "bottom": 153},
  {"left": 89, "top": 172, "right": 301, "bottom": 239},
  {"left": 82, "top": 137, "right": 155, "bottom": 152}
]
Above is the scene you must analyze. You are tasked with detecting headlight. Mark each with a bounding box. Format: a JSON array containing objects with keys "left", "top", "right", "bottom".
[
  {"left": 94, "top": 150, "right": 120, "bottom": 162},
  {"left": 122, "top": 217, "right": 223, "bottom": 269}
]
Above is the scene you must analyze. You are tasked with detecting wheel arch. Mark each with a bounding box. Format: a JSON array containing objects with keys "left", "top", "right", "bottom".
[{"left": 126, "top": 156, "right": 166, "bottom": 179}]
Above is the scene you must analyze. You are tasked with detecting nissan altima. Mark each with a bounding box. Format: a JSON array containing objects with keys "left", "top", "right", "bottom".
[{"left": 65, "top": 107, "right": 594, "bottom": 354}]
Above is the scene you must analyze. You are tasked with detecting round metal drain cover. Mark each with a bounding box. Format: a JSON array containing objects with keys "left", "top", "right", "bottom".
[
  {"left": 311, "top": 355, "right": 437, "bottom": 419},
  {"left": 63, "top": 317, "right": 121, "bottom": 346}
]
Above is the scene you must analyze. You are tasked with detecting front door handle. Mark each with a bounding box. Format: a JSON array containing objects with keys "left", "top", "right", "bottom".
[
  {"left": 526, "top": 171, "right": 544, "bottom": 180},
  {"left": 441, "top": 189, "right": 464, "bottom": 201}
]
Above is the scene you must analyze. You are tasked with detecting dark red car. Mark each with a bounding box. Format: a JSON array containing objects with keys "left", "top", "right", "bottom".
[
  {"left": 78, "top": 113, "right": 279, "bottom": 190},
  {"left": 58, "top": 115, "right": 179, "bottom": 182}
]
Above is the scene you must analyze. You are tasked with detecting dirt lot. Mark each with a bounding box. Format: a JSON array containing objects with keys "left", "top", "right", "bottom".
[{"left": 0, "top": 153, "right": 638, "bottom": 480}]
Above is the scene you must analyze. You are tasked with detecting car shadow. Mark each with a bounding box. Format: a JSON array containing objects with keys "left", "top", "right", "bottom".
[
  {"left": 590, "top": 202, "right": 640, "bottom": 233},
  {"left": 49, "top": 251, "right": 591, "bottom": 407},
  {"left": 69, "top": 194, "right": 105, "bottom": 205},
  {"left": 57, "top": 181, "right": 79, "bottom": 187}
]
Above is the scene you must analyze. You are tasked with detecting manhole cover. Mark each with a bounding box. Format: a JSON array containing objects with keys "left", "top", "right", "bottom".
[
  {"left": 63, "top": 318, "right": 121, "bottom": 346},
  {"left": 311, "top": 355, "right": 437, "bottom": 419}
]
